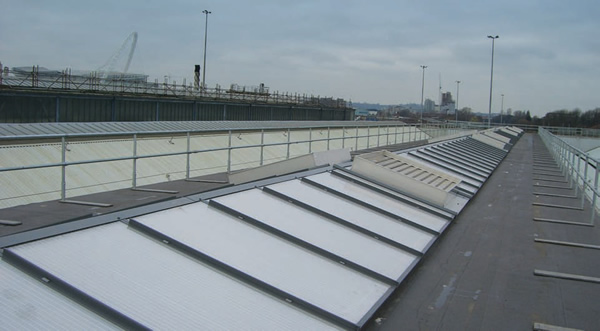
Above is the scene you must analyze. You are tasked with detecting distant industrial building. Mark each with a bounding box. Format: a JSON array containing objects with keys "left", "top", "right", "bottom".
[
  {"left": 424, "top": 98, "right": 436, "bottom": 112},
  {"left": 440, "top": 91, "right": 455, "bottom": 114},
  {"left": 0, "top": 65, "right": 354, "bottom": 123}
]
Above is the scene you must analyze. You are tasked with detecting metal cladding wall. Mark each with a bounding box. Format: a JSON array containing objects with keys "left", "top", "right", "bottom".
[{"left": 0, "top": 90, "right": 354, "bottom": 123}]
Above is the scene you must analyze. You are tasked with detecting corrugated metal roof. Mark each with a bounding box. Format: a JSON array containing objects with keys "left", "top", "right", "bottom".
[{"left": 0, "top": 121, "right": 407, "bottom": 139}]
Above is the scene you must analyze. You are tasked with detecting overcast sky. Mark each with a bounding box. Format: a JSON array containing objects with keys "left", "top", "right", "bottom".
[{"left": 2, "top": 0, "right": 599, "bottom": 117}]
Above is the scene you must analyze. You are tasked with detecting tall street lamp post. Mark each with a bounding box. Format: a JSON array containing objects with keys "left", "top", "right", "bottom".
[
  {"left": 500, "top": 93, "right": 504, "bottom": 124},
  {"left": 487, "top": 35, "right": 499, "bottom": 127},
  {"left": 202, "top": 9, "right": 212, "bottom": 89},
  {"left": 420, "top": 65, "right": 427, "bottom": 124},
  {"left": 455, "top": 80, "right": 460, "bottom": 123}
]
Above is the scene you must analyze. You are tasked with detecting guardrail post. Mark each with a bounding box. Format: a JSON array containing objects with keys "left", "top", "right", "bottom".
[
  {"left": 286, "top": 128, "right": 291, "bottom": 159},
  {"left": 395, "top": 125, "right": 398, "bottom": 144},
  {"left": 132, "top": 134, "right": 138, "bottom": 188},
  {"left": 185, "top": 131, "right": 191, "bottom": 179},
  {"left": 355, "top": 126, "right": 359, "bottom": 151},
  {"left": 573, "top": 153, "right": 581, "bottom": 196},
  {"left": 227, "top": 130, "right": 232, "bottom": 173},
  {"left": 309, "top": 128, "right": 312, "bottom": 153},
  {"left": 60, "top": 136, "right": 67, "bottom": 201},
  {"left": 342, "top": 126, "right": 346, "bottom": 149},
  {"left": 327, "top": 127, "right": 330, "bottom": 150},
  {"left": 386, "top": 125, "right": 389, "bottom": 145},
  {"left": 260, "top": 129, "right": 265, "bottom": 165},
  {"left": 377, "top": 125, "right": 380, "bottom": 147},
  {"left": 582, "top": 154, "right": 588, "bottom": 209},
  {"left": 367, "top": 125, "right": 370, "bottom": 148},
  {"left": 592, "top": 162, "right": 599, "bottom": 225}
]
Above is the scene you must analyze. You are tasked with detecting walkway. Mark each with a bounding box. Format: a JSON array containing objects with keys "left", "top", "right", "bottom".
[{"left": 367, "top": 133, "right": 600, "bottom": 330}]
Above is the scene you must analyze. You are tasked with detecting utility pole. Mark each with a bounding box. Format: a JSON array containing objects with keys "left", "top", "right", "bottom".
[
  {"left": 420, "top": 65, "right": 427, "bottom": 124},
  {"left": 487, "top": 35, "right": 499, "bottom": 127}
]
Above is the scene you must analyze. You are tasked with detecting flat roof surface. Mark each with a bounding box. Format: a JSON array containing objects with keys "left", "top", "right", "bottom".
[
  {"left": 3, "top": 131, "right": 599, "bottom": 330},
  {"left": 365, "top": 133, "right": 600, "bottom": 330}
]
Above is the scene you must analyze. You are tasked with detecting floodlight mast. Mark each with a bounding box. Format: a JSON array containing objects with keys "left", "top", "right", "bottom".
[
  {"left": 487, "top": 35, "right": 499, "bottom": 127},
  {"left": 202, "top": 10, "right": 212, "bottom": 89},
  {"left": 420, "top": 65, "right": 427, "bottom": 124}
]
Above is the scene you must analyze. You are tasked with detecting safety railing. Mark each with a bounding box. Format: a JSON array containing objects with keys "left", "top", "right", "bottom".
[
  {"left": 538, "top": 126, "right": 600, "bottom": 224},
  {"left": 0, "top": 123, "right": 467, "bottom": 208}
]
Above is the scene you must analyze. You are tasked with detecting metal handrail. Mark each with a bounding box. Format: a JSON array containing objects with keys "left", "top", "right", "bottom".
[
  {"left": 1, "top": 123, "right": 466, "bottom": 206},
  {"left": 538, "top": 126, "right": 600, "bottom": 224}
]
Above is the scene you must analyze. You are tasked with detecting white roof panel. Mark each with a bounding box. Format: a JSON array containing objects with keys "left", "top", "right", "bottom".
[
  {"left": 306, "top": 173, "right": 449, "bottom": 232},
  {"left": 214, "top": 189, "right": 416, "bottom": 283},
  {"left": 134, "top": 201, "right": 391, "bottom": 323},
  {"left": 8, "top": 222, "right": 340, "bottom": 330},
  {"left": 266, "top": 179, "right": 435, "bottom": 252},
  {"left": 0, "top": 261, "right": 118, "bottom": 330}
]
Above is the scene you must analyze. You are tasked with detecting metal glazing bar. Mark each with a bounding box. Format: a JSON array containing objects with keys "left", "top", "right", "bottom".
[
  {"left": 127, "top": 219, "right": 358, "bottom": 330},
  {"left": 261, "top": 186, "right": 424, "bottom": 256},
  {"left": 300, "top": 177, "right": 442, "bottom": 235},
  {"left": 206, "top": 200, "right": 398, "bottom": 286},
  {"left": 2, "top": 249, "right": 150, "bottom": 330}
]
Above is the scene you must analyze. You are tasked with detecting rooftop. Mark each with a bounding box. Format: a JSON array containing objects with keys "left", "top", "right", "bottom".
[{"left": 1, "top": 124, "right": 599, "bottom": 330}]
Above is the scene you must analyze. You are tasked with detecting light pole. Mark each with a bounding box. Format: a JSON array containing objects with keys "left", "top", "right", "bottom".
[
  {"left": 500, "top": 93, "right": 504, "bottom": 124},
  {"left": 487, "top": 35, "right": 499, "bottom": 127},
  {"left": 420, "top": 65, "right": 427, "bottom": 124},
  {"left": 202, "top": 9, "right": 212, "bottom": 89},
  {"left": 455, "top": 80, "right": 460, "bottom": 123}
]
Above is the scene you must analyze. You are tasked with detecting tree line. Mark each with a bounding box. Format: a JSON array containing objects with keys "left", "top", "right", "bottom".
[
  {"left": 379, "top": 105, "right": 600, "bottom": 128},
  {"left": 458, "top": 107, "right": 600, "bottom": 128}
]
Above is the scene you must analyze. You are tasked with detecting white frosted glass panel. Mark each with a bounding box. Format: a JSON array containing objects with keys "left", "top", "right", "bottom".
[
  {"left": 307, "top": 173, "right": 448, "bottom": 232},
  {"left": 214, "top": 189, "right": 414, "bottom": 282},
  {"left": 333, "top": 169, "right": 455, "bottom": 219},
  {"left": 334, "top": 169, "right": 470, "bottom": 214},
  {"left": 9, "top": 222, "right": 339, "bottom": 331},
  {"left": 267, "top": 180, "right": 434, "bottom": 252},
  {"left": 135, "top": 202, "right": 391, "bottom": 322},
  {"left": 0, "top": 261, "right": 118, "bottom": 330}
]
